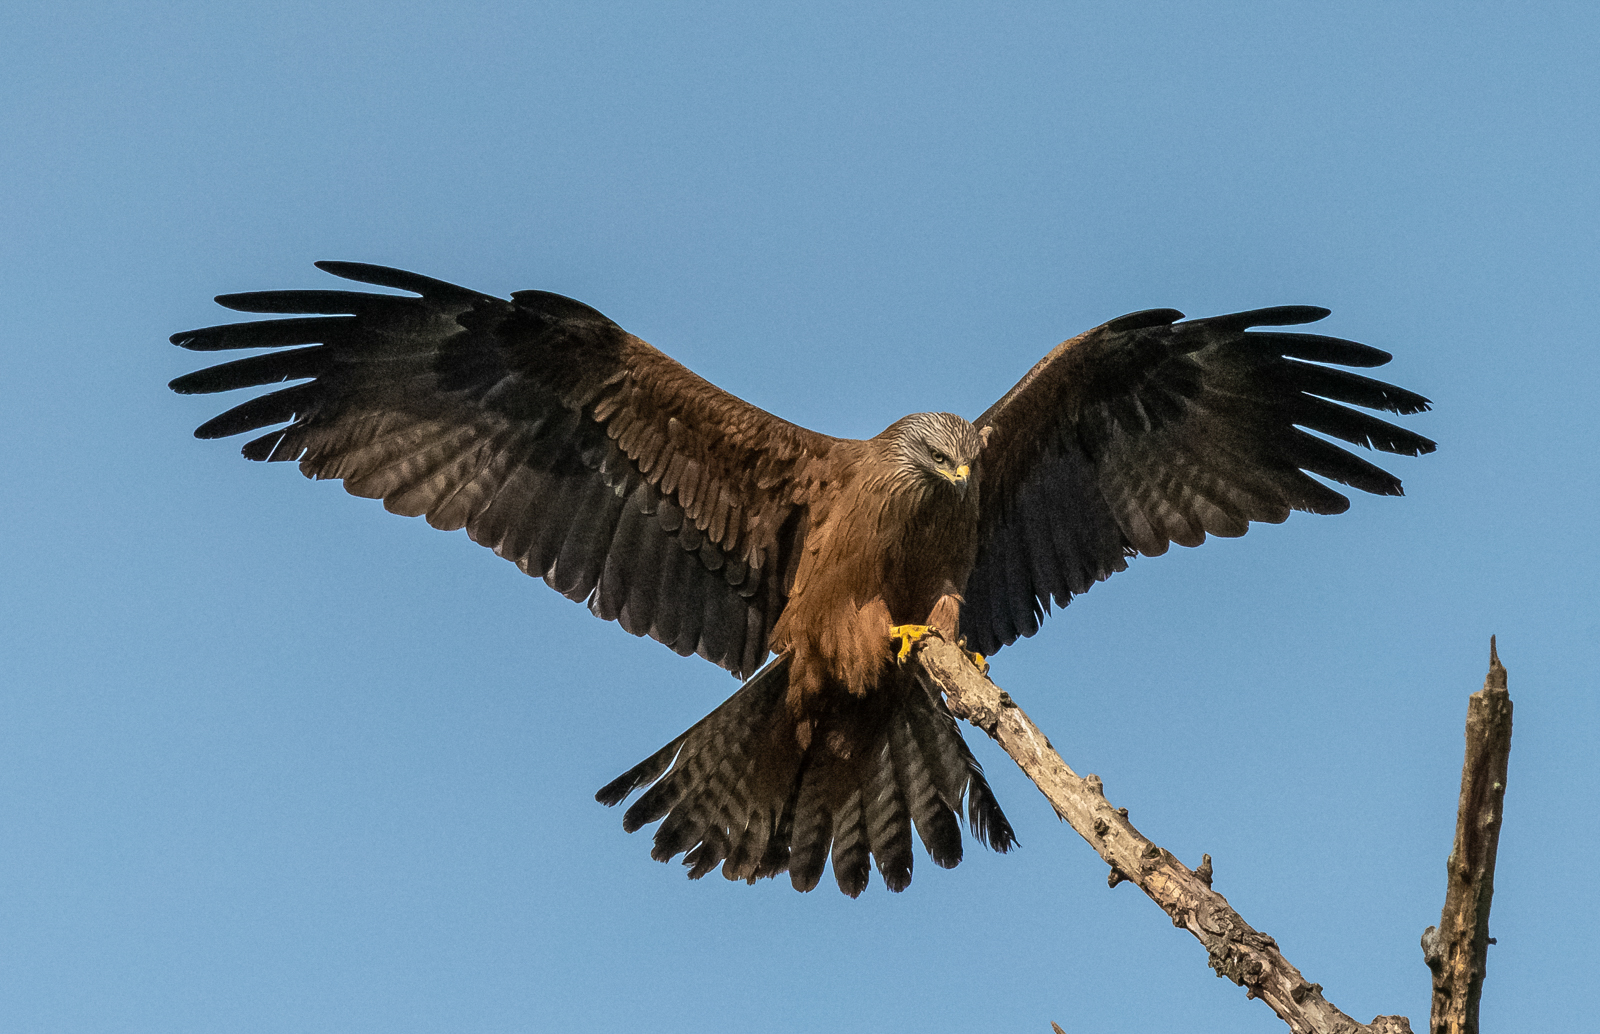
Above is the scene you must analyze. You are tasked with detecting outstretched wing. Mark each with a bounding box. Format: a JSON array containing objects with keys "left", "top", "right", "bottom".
[
  {"left": 171, "top": 262, "right": 837, "bottom": 678},
  {"left": 962, "top": 306, "right": 1436, "bottom": 656}
]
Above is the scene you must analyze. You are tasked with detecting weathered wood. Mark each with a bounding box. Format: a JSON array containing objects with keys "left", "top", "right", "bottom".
[
  {"left": 1422, "top": 638, "right": 1513, "bottom": 1034},
  {"left": 914, "top": 638, "right": 1412, "bottom": 1034}
]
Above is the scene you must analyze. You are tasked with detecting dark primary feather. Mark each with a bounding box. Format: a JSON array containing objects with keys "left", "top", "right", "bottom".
[
  {"left": 964, "top": 306, "right": 1436, "bottom": 656},
  {"left": 171, "top": 262, "right": 839, "bottom": 678}
]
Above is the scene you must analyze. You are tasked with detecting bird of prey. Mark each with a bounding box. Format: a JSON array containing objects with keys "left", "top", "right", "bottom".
[{"left": 170, "top": 261, "right": 1435, "bottom": 896}]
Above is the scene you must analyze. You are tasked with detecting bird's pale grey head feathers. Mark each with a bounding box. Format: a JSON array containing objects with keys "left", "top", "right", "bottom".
[{"left": 887, "top": 411, "right": 982, "bottom": 494}]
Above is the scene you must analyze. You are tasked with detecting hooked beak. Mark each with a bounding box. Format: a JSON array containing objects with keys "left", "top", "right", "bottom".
[{"left": 941, "top": 464, "right": 971, "bottom": 494}]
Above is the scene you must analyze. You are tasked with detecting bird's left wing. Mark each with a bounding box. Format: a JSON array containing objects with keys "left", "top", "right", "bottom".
[
  {"left": 171, "top": 262, "right": 837, "bottom": 678},
  {"left": 962, "top": 306, "right": 1435, "bottom": 657}
]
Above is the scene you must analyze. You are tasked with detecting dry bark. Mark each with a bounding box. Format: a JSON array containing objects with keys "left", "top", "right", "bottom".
[
  {"left": 1421, "top": 638, "right": 1513, "bottom": 1034},
  {"left": 914, "top": 637, "right": 1413, "bottom": 1034}
]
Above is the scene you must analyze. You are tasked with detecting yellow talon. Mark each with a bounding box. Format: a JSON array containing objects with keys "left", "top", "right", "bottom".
[
  {"left": 969, "top": 651, "right": 989, "bottom": 676},
  {"left": 890, "top": 624, "right": 932, "bottom": 664}
]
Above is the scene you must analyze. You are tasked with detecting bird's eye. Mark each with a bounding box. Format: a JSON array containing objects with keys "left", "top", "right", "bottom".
[{"left": 930, "top": 450, "right": 947, "bottom": 465}]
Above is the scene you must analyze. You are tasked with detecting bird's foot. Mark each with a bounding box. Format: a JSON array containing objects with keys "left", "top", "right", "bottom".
[
  {"left": 890, "top": 624, "right": 933, "bottom": 664},
  {"left": 952, "top": 634, "right": 989, "bottom": 676}
]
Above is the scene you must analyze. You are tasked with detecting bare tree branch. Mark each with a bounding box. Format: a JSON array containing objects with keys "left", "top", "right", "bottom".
[
  {"left": 914, "top": 638, "right": 1413, "bottom": 1034},
  {"left": 1422, "top": 638, "right": 1513, "bottom": 1034}
]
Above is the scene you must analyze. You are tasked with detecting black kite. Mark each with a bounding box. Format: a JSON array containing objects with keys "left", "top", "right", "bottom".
[{"left": 171, "top": 262, "right": 1435, "bottom": 896}]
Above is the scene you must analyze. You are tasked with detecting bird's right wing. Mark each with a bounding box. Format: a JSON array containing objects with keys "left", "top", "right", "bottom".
[
  {"left": 171, "top": 262, "right": 838, "bottom": 678},
  {"left": 962, "top": 306, "right": 1436, "bottom": 656}
]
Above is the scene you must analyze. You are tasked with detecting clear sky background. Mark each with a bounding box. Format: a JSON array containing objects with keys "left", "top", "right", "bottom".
[{"left": 3, "top": 3, "right": 1595, "bottom": 1032}]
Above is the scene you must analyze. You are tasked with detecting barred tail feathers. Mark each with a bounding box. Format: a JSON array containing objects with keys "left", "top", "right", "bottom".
[{"left": 596, "top": 655, "right": 1015, "bottom": 896}]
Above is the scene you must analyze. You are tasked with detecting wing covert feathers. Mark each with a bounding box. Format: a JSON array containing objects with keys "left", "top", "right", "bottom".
[
  {"left": 171, "top": 262, "right": 838, "bottom": 678},
  {"left": 598, "top": 656, "right": 1015, "bottom": 896},
  {"left": 964, "top": 306, "right": 1435, "bottom": 656}
]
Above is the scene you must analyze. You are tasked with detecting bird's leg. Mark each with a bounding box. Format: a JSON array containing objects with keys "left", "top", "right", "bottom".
[
  {"left": 890, "top": 624, "right": 933, "bottom": 664},
  {"left": 927, "top": 591, "right": 985, "bottom": 673}
]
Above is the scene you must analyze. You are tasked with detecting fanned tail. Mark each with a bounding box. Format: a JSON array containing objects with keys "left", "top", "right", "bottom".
[{"left": 597, "top": 655, "right": 1015, "bottom": 896}]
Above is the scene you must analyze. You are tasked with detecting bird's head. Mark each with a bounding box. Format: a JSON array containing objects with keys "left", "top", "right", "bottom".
[{"left": 885, "top": 411, "right": 983, "bottom": 498}]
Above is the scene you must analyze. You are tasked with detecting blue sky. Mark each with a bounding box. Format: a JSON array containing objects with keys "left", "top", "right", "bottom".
[{"left": 3, "top": 3, "right": 1596, "bottom": 1031}]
